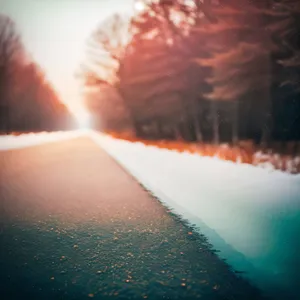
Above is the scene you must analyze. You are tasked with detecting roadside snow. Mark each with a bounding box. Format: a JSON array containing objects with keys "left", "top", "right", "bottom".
[
  {"left": 0, "top": 130, "right": 86, "bottom": 151},
  {"left": 91, "top": 132, "right": 300, "bottom": 300}
]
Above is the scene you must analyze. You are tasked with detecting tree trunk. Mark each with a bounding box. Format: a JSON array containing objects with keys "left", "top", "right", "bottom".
[
  {"left": 0, "top": 105, "right": 9, "bottom": 134},
  {"left": 117, "top": 87, "right": 138, "bottom": 137},
  {"left": 211, "top": 100, "right": 219, "bottom": 145},
  {"left": 194, "top": 116, "right": 203, "bottom": 142},
  {"left": 0, "top": 78, "right": 10, "bottom": 134},
  {"left": 292, "top": 140, "right": 298, "bottom": 157},
  {"left": 174, "top": 123, "right": 183, "bottom": 141},
  {"left": 156, "top": 118, "right": 164, "bottom": 139},
  {"left": 232, "top": 100, "right": 239, "bottom": 146},
  {"left": 132, "top": 118, "right": 143, "bottom": 138},
  {"left": 260, "top": 94, "right": 273, "bottom": 151},
  {"left": 259, "top": 26, "right": 273, "bottom": 150},
  {"left": 191, "top": 97, "right": 203, "bottom": 143},
  {"left": 5, "top": 102, "right": 10, "bottom": 134}
]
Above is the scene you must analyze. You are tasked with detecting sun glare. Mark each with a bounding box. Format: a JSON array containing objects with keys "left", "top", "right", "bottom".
[
  {"left": 77, "top": 113, "right": 91, "bottom": 129},
  {"left": 134, "top": 1, "right": 146, "bottom": 12},
  {"left": 70, "top": 108, "right": 92, "bottom": 130}
]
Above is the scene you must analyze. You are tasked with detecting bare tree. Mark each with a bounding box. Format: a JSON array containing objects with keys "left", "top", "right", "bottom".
[
  {"left": 194, "top": 1, "right": 278, "bottom": 146},
  {"left": 9, "top": 61, "right": 73, "bottom": 132},
  {"left": 78, "top": 14, "right": 135, "bottom": 131},
  {"left": 128, "top": 0, "right": 213, "bottom": 140},
  {"left": 81, "top": 14, "right": 130, "bottom": 87},
  {"left": 0, "top": 14, "right": 25, "bottom": 133},
  {"left": 273, "top": 0, "right": 300, "bottom": 92},
  {"left": 79, "top": 1, "right": 218, "bottom": 138}
]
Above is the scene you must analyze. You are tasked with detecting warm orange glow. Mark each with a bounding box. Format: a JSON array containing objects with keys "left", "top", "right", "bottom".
[
  {"left": 106, "top": 131, "right": 253, "bottom": 164},
  {"left": 3, "top": 0, "right": 134, "bottom": 133},
  {"left": 103, "top": 132, "right": 300, "bottom": 173}
]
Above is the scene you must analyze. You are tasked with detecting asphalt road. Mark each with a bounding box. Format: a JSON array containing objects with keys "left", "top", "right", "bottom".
[{"left": 0, "top": 137, "right": 267, "bottom": 300}]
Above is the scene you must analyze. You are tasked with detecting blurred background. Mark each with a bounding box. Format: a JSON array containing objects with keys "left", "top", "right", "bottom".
[{"left": 0, "top": 0, "right": 299, "bottom": 168}]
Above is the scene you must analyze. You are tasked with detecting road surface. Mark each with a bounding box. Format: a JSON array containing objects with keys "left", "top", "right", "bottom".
[{"left": 0, "top": 137, "right": 266, "bottom": 299}]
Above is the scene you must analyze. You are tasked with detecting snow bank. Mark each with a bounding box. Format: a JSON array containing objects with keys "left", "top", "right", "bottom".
[
  {"left": 253, "top": 151, "right": 300, "bottom": 174},
  {"left": 0, "top": 130, "right": 87, "bottom": 151},
  {"left": 91, "top": 132, "right": 300, "bottom": 299},
  {"left": 106, "top": 133, "right": 300, "bottom": 174}
]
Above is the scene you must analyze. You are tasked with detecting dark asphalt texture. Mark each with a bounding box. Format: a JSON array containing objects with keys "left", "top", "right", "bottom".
[{"left": 0, "top": 137, "right": 267, "bottom": 300}]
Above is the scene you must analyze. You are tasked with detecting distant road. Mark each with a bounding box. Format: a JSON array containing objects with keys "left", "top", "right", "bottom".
[{"left": 0, "top": 137, "right": 266, "bottom": 299}]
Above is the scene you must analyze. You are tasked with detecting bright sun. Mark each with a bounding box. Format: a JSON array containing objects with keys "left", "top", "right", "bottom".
[
  {"left": 134, "top": 1, "right": 146, "bottom": 12},
  {"left": 70, "top": 108, "right": 92, "bottom": 129},
  {"left": 77, "top": 113, "right": 91, "bottom": 129}
]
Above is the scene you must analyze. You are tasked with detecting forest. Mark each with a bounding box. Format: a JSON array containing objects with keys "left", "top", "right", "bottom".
[
  {"left": 0, "top": 14, "right": 75, "bottom": 134},
  {"left": 81, "top": 0, "right": 300, "bottom": 155}
]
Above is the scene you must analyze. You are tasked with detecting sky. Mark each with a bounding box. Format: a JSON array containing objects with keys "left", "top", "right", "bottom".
[{"left": 1, "top": 0, "right": 135, "bottom": 123}]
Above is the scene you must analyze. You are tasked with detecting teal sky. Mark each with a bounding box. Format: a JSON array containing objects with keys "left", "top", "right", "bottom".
[{"left": 1, "top": 0, "right": 134, "bottom": 120}]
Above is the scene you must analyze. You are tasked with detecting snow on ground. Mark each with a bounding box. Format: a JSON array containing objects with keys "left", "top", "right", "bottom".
[
  {"left": 0, "top": 130, "right": 87, "bottom": 151},
  {"left": 253, "top": 150, "right": 300, "bottom": 174},
  {"left": 90, "top": 131, "right": 300, "bottom": 299}
]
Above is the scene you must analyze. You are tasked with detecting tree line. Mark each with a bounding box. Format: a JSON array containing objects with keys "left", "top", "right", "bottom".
[
  {"left": 0, "top": 14, "right": 75, "bottom": 134},
  {"left": 81, "top": 0, "right": 300, "bottom": 152}
]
